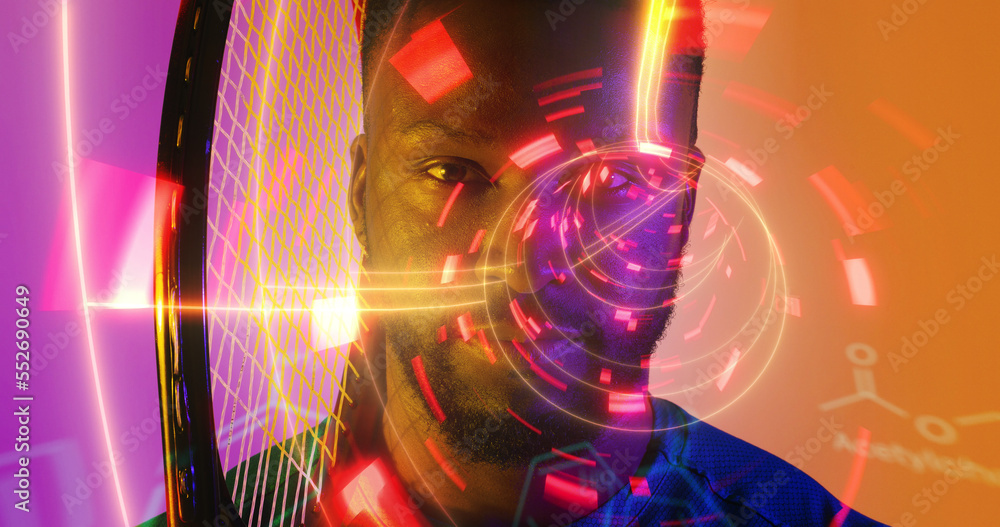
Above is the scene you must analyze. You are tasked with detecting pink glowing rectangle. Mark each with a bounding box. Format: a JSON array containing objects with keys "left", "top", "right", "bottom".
[
  {"left": 629, "top": 476, "right": 651, "bottom": 497},
  {"left": 544, "top": 473, "right": 599, "bottom": 512},
  {"left": 437, "top": 325, "right": 447, "bottom": 343},
  {"left": 638, "top": 142, "right": 673, "bottom": 159},
  {"left": 609, "top": 392, "right": 646, "bottom": 413},
  {"left": 510, "top": 134, "right": 562, "bottom": 169},
  {"left": 468, "top": 229, "right": 486, "bottom": 254},
  {"left": 389, "top": 20, "right": 473, "bottom": 104},
  {"left": 599, "top": 368, "right": 612, "bottom": 385},
  {"left": 441, "top": 254, "right": 462, "bottom": 284},
  {"left": 716, "top": 348, "right": 742, "bottom": 391},
  {"left": 843, "top": 258, "right": 877, "bottom": 306},
  {"left": 614, "top": 310, "right": 632, "bottom": 321},
  {"left": 725, "top": 157, "right": 763, "bottom": 187},
  {"left": 575, "top": 138, "right": 596, "bottom": 155},
  {"left": 514, "top": 198, "right": 538, "bottom": 231},
  {"left": 457, "top": 312, "right": 474, "bottom": 341}
]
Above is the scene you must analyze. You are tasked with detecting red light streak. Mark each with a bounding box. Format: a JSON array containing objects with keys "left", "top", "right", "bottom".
[
  {"left": 509, "top": 134, "right": 563, "bottom": 169},
  {"left": 507, "top": 407, "right": 542, "bottom": 434},
  {"left": 544, "top": 105, "right": 585, "bottom": 122},
  {"left": 533, "top": 67, "right": 603, "bottom": 92},
  {"left": 467, "top": 229, "right": 486, "bottom": 253},
  {"left": 424, "top": 438, "right": 467, "bottom": 491},
  {"left": 436, "top": 182, "right": 464, "bottom": 227},
  {"left": 537, "top": 82, "right": 602, "bottom": 106},
  {"left": 412, "top": 355, "right": 447, "bottom": 422}
]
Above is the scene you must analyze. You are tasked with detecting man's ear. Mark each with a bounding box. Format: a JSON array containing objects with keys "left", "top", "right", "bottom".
[{"left": 349, "top": 134, "right": 369, "bottom": 252}]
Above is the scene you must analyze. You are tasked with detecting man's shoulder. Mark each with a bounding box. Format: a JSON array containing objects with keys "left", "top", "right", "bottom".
[{"left": 647, "top": 398, "right": 885, "bottom": 526}]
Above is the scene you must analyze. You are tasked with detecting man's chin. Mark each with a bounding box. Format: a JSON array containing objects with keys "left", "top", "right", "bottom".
[{"left": 436, "top": 401, "right": 599, "bottom": 469}]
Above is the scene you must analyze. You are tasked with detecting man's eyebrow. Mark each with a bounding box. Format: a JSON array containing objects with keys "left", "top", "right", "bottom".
[{"left": 399, "top": 119, "right": 494, "bottom": 143}]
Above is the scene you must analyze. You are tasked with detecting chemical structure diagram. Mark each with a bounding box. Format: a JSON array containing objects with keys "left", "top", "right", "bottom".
[{"left": 818, "top": 342, "right": 999, "bottom": 445}]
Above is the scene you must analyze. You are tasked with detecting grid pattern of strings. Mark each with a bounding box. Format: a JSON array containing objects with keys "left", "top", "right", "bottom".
[{"left": 206, "top": 0, "right": 362, "bottom": 524}]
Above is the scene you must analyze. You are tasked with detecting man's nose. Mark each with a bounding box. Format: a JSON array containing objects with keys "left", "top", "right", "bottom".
[{"left": 473, "top": 190, "right": 572, "bottom": 295}]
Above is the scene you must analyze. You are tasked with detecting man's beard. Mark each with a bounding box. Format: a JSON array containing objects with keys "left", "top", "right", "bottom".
[{"left": 381, "top": 296, "right": 675, "bottom": 469}]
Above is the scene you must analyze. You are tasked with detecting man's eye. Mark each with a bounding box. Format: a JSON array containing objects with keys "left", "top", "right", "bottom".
[
  {"left": 598, "top": 170, "right": 633, "bottom": 192},
  {"left": 424, "top": 162, "right": 471, "bottom": 183}
]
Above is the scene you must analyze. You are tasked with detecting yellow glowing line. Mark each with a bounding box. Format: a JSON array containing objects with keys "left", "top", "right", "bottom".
[
  {"left": 634, "top": 0, "right": 677, "bottom": 142},
  {"left": 61, "top": 3, "right": 130, "bottom": 525},
  {"left": 87, "top": 300, "right": 487, "bottom": 313}
]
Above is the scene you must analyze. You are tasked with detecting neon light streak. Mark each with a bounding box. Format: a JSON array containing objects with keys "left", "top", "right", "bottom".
[
  {"left": 457, "top": 312, "right": 473, "bottom": 341},
  {"left": 829, "top": 427, "right": 872, "bottom": 527},
  {"left": 514, "top": 198, "right": 538, "bottom": 231},
  {"left": 436, "top": 182, "right": 464, "bottom": 227},
  {"left": 545, "top": 105, "right": 585, "bottom": 122},
  {"left": 533, "top": 67, "right": 602, "bottom": 92},
  {"left": 412, "top": 356, "right": 447, "bottom": 422},
  {"left": 509, "top": 134, "right": 563, "bottom": 169},
  {"left": 441, "top": 254, "right": 462, "bottom": 284},
  {"left": 599, "top": 368, "right": 612, "bottom": 385},
  {"left": 716, "top": 347, "right": 742, "bottom": 391},
  {"left": 537, "top": 82, "right": 602, "bottom": 106},
  {"left": 424, "top": 438, "right": 467, "bottom": 491},
  {"left": 477, "top": 329, "right": 497, "bottom": 364},
  {"left": 506, "top": 407, "right": 542, "bottom": 434},
  {"left": 634, "top": 0, "right": 678, "bottom": 142},
  {"left": 467, "top": 229, "right": 486, "bottom": 253},
  {"left": 638, "top": 142, "right": 673, "bottom": 159},
  {"left": 552, "top": 448, "right": 597, "bottom": 467},
  {"left": 62, "top": 3, "right": 130, "bottom": 525}
]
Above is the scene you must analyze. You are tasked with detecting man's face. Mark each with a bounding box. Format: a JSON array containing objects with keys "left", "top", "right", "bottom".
[{"left": 352, "top": 0, "right": 703, "bottom": 465}]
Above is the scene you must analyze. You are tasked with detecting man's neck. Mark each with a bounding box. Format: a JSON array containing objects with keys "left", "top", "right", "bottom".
[{"left": 379, "top": 367, "right": 654, "bottom": 526}]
